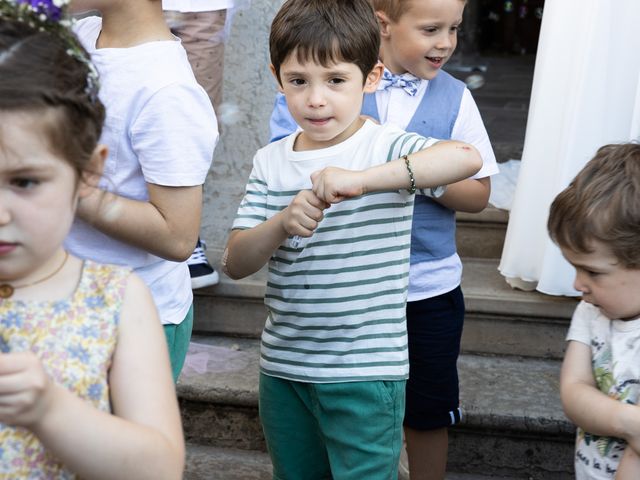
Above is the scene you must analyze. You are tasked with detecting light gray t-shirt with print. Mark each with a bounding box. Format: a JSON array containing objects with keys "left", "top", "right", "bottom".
[{"left": 567, "top": 301, "right": 640, "bottom": 479}]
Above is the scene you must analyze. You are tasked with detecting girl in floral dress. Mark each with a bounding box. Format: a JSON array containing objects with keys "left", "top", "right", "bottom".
[{"left": 0, "top": 1, "right": 184, "bottom": 478}]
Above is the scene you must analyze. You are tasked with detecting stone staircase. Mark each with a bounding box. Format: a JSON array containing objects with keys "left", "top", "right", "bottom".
[{"left": 178, "top": 207, "right": 580, "bottom": 479}]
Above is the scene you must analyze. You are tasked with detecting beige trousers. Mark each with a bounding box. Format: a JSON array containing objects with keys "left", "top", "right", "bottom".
[{"left": 164, "top": 10, "right": 227, "bottom": 114}]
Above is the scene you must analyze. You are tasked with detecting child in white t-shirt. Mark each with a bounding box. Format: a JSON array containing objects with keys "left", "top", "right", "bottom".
[
  {"left": 163, "top": 0, "right": 236, "bottom": 289},
  {"left": 67, "top": 0, "right": 218, "bottom": 381},
  {"left": 548, "top": 143, "right": 640, "bottom": 479}
]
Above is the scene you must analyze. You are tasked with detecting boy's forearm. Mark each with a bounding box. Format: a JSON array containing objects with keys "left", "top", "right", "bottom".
[
  {"left": 225, "top": 213, "right": 289, "bottom": 279},
  {"left": 76, "top": 187, "right": 201, "bottom": 262},
  {"left": 616, "top": 448, "right": 640, "bottom": 479},
  {"left": 361, "top": 141, "right": 482, "bottom": 194},
  {"left": 561, "top": 381, "right": 640, "bottom": 439},
  {"left": 32, "top": 384, "right": 184, "bottom": 480},
  {"left": 434, "top": 177, "right": 490, "bottom": 213}
]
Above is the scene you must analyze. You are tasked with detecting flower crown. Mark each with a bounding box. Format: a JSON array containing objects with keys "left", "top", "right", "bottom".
[{"left": 0, "top": 0, "right": 100, "bottom": 102}]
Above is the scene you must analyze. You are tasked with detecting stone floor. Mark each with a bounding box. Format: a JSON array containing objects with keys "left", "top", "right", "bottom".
[
  {"left": 184, "top": 444, "right": 526, "bottom": 480},
  {"left": 180, "top": 332, "right": 572, "bottom": 479}
]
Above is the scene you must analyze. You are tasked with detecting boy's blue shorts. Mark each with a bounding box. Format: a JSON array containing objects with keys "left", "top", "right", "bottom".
[
  {"left": 404, "top": 286, "right": 464, "bottom": 430},
  {"left": 259, "top": 373, "right": 405, "bottom": 480}
]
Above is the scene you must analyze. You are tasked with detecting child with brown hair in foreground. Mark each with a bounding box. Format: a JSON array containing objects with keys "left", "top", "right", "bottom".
[{"left": 549, "top": 143, "right": 640, "bottom": 479}]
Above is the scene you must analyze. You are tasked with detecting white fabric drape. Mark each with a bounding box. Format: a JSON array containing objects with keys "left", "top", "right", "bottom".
[{"left": 499, "top": 0, "right": 640, "bottom": 296}]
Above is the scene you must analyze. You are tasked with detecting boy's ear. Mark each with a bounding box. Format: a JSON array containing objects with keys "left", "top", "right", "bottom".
[
  {"left": 376, "top": 11, "right": 392, "bottom": 38},
  {"left": 364, "top": 61, "right": 384, "bottom": 93},
  {"left": 78, "top": 143, "right": 107, "bottom": 198},
  {"left": 269, "top": 64, "right": 284, "bottom": 93}
]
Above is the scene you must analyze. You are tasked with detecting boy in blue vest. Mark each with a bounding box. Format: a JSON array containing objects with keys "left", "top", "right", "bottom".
[
  {"left": 224, "top": 0, "right": 482, "bottom": 477},
  {"left": 269, "top": 0, "right": 499, "bottom": 478}
]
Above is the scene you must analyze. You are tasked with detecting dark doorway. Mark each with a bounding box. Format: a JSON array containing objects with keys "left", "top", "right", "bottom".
[
  {"left": 443, "top": 0, "right": 545, "bottom": 163},
  {"left": 477, "top": 0, "right": 544, "bottom": 55}
]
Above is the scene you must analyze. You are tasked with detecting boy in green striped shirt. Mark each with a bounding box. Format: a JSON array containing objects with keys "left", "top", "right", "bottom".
[{"left": 223, "top": 0, "right": 481, "bottom": 477}]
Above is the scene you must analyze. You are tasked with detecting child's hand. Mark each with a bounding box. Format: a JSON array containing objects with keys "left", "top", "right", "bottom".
[
  {"left": 626, "top": 422, "right": 640, "bottom": 456},
  {"left": 311, "top": 167, "right": 366, "bottom": 204},
  {"left": 76, "top": 185, "right": 111, "bottom": 224},
  {"left": 0, "top": 352, "right": 54, "bottom": 428},
  {"left": 281, "top": 190, "right": 330, "bottom": 238},
  {"left": 616, "top": 444, "right": 640, "bottom": 479}
]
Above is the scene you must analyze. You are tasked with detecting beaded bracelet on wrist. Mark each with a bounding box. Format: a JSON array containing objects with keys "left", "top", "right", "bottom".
[{"left": 402, "top": 155, "right": 416, "bottom": 195}]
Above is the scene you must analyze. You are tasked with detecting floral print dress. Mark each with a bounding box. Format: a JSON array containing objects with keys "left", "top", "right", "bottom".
[{"left": 0, "top": 261, "right": 129, "bottom": 479}]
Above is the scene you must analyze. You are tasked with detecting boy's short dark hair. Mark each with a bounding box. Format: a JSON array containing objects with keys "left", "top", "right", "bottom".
[
  {"left": 548, "top": 143, "right": 640, "bottom": 268},
  {"left": 269, "top": 0, "right": 380, "bottom": 85},
  {"left": 370, "top": 0, "right": 466, "bottom": 22}
]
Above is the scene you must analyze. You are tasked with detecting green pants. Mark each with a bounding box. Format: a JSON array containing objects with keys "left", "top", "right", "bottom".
[
  {"left": 163, "top": 305, "right": 194, "bottom": 382},
  {"left": 259, "top": 373, "right": 405, "bottom": 480}
]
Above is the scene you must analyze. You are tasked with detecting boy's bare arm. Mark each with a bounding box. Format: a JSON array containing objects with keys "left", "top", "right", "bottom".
[
  {"left": 616, "top": 448, "right": 640, "bottom": 479},
  {"left": 6, "top": 275, "right": 185, "bottom": 479},
  {"left": 224, "top": 190, "right": 329, "bottom": 279},
  {"left": 434, "top": 177, "right": 491, "bottom": 213},
  {"left": 224, "top": 220, "right": 288, "bottom": 280},
  {"left": 76, "top": 183, "right": 202, "bottom": 263},
  {"left": 311, "top": 141, "right": 482, "bottom": 204},
  {"left": 561, "top": 341, "right": 640, "bottom": 441}
]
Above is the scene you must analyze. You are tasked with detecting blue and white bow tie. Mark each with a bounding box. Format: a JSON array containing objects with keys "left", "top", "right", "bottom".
[{"left": 378, "top": 70, "right": 421, "bottom": 96}]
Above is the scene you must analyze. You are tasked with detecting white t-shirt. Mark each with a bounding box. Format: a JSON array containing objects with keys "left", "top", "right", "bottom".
[
  {"left": 66, "top": 16, "right": 218, "bottom": 325},
  {"left": 233, "top": 120, "right": 442, "bottom": 382},
  {"left": 162, "top": 0, "right": 234, "bottom": 12},
  {"left": 566, "top": 301, "right": 640, "bottom": 479},
  {"left": 375, "top": 74, "right": 499, "bottom": 301}
]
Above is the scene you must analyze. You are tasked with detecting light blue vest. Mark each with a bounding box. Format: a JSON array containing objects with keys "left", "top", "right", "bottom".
[{"left": 362, "top": 70, "right": 465, "bottom": 263}]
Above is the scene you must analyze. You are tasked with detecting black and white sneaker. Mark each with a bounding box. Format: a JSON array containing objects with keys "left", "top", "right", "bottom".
[{"left": 187, "top": 238, "right": 219, "bottom": 289}]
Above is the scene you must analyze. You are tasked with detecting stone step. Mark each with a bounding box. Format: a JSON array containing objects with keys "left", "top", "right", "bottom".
[
  {"left": 456, "top": 206, "right": 508, "bottom": 259},
  {"left": 185, "top": 444, "right": 271, "bottom": 480},
  {"left": 192, "top": 258, "right": 578, "bottom": 360},
  {"left": 184, "top": 443, "right": 527, "bottom": 480},
  {"left": 178, "top": 335, "right": 575, "bottom": 479},
  {"left": 184, "top": 443, "right": 526, "bottom": 480},
  {"left": 460, "top": 258, "right": 578, "bottom": 360}
]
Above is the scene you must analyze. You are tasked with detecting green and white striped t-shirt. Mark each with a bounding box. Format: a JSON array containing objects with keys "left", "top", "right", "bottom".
[{"left": 233, "top": 120, "right": 441, "bottom": 383}]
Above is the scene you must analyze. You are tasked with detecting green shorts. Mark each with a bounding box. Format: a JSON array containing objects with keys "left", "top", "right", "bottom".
[
  {"left": 259, "top": 373, "right": 405, "bottom": 480},
  {"left": 163, "top": 305, "right": 194, "bottom": 382}
]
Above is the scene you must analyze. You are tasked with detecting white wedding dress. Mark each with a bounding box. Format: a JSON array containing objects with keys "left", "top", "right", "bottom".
[{"left": 498, "top": 0, "right": 640, "bottom": 296}]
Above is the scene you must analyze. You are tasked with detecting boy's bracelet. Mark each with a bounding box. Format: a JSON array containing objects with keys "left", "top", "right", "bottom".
[{"left": 403, "top": 155, "right": 417, "bottom": 194}]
